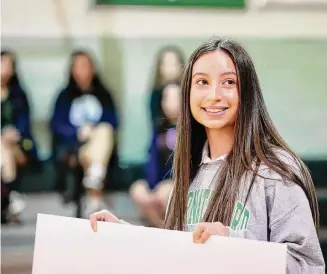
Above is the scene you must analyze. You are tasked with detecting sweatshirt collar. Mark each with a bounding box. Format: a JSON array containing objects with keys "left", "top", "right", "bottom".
[{"left": 199, "top": 141, "right": 228, "bottom": 166}]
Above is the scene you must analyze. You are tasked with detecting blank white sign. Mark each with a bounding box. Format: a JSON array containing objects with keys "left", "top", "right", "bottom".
[{"left": 32, "top": 214, "right": 287, "bottom": 274}]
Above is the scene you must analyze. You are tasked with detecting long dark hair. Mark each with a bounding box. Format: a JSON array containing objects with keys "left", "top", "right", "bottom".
[
  {"left": 151, "top": 46, "right": 185, "bottom": 91},
  {"left": 65, "top": 50, "right": 115, "bottom": 108},
  {"left": 1, "top": 50, "right": 22, "bottom": 89},
  {"left": 164, "top": 37, "right": 319, "bottom": 231}
]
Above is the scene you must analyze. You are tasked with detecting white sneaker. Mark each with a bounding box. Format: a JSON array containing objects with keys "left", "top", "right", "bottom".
[
  {"left": 82, "top": 164, "right": 105, "bottom": 190},
  {"left": 82, "top": 175, "right": 103, "bottom": 190},
  {"left": 9, "top": 191, "right": 26, "bottom": 215}
]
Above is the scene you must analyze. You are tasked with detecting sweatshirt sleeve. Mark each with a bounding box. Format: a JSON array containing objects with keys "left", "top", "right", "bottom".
[
  {"left": 119, "top": 219, "right": 131, "bottom": 225},
  {"left": 15, "top": 91, "right": 31, "bottom": 137},
  {"left": 268, "top": 184, "right": 325, "bottom": 274},
  {"left": 229, "top": 182, "right": 325, "bottom": 274},
  {"left": 50, "top": 91, "right": 77, "bottom": 141}
]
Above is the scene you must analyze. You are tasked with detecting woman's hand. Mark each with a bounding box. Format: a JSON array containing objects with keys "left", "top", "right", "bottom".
[
  {"left": 193, "top": 222, "right": 229, "bottom": 244},
  {"left": 89, "top": 210, "right": 120, "bottom": 232}
]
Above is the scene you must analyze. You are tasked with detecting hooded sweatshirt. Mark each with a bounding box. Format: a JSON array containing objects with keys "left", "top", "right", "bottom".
[
  {"left": 120, "top": 142, "right": 324, "bottom": 273},
  {"left": 185, "top": 142, "right": 325, "bottom": 274}
]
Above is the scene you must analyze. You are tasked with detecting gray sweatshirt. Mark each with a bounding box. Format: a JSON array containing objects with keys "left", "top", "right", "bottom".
[
  {"left": 121, "top": 144, "right": 325, "bottom": 273},
  {"left": 185, "top": 143, "right": 325, "bottom": 274}
]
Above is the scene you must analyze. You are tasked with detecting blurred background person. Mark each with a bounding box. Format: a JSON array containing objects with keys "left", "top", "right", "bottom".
[
  {"left": 50, "top": 50, "right": 119, "bottom": 217},
  {"left": 1, "top": 50, "right": 39, "bottom": 224},
  {"left": 149, "top": 46, "right": 185, "bottom": 128},
  {"left": 130, "top": 82, "right": 181, "bottom": 227}
]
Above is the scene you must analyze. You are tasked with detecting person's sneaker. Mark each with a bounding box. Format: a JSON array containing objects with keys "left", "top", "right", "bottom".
[
  {"left": 9, "top": 191, "right": 26, "bottom": 216},
  {"left": 82, "top": 175, "right": 103, "bottom": 190},
  {"left": 82, "top": 164, "right": 105, "bottom": 190},
  {"left": 8, "top": 191, "right": 26, "bottom": 225}
]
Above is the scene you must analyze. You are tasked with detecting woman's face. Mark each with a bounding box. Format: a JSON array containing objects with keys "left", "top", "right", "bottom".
[
  {"left": 72, "top": 54, "right": 94, "bottom": 90},
  {"left": 1, "top": 54, "right": 14, "bottom": 85},
  {"left": 160, "top": 51, "right": 182, "bottom": 83},
  {"left": 190, "top": 49, "right": 239, "bottom": 131},
  {"left": 161, "top": 84, "right": 181, "bottom": 121}
]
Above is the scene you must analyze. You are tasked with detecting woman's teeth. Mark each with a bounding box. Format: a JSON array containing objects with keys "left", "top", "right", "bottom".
[{"left": 205, "top": 108, "right": 226, "bottom": 113}]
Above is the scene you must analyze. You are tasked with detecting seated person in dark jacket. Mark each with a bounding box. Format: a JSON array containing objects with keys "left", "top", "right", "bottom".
[
  {"left": 130, "top": 83, "right": 180, "bottom": 228},
  {"left": 149, "top": 46, "right": 184, "bottom": 129},
  {"left": 1, "top": 50, "right": 39, "bottom": 224},
  {"left": 50, "top": 50, "right": 118, "bottom": 216}
]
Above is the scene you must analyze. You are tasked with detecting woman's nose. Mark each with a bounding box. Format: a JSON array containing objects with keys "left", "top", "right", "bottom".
[{"left": 208, "top": 81, "right": 222, "bottom": 101}]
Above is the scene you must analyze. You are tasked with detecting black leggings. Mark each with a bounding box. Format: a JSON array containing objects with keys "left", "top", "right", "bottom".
[{"left": 1, "top": 180, "right": 11, "bottom": 224}]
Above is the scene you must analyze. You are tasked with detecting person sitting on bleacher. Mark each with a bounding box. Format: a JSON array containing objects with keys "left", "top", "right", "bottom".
[
  {"left": 1, "top": 50, "right": 39, "bottom": 224},
  {"left": 50, "top": 50, "right": 118, "bottom": 217},
  {"left": 149, "top": 46, "right": 184, "bottom": 129},
  {"left": 130, "top": 82, "right": 180, "bottom": 228}
]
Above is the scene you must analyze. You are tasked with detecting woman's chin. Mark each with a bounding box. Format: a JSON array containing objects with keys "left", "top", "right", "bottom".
[{"left": 202, "top": 120, "right": 227, "bottom": 130}]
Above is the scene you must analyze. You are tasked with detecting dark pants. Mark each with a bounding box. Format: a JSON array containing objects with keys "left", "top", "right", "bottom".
[{"left": 1, "top": 180, "right": 11, "bottom": 224}]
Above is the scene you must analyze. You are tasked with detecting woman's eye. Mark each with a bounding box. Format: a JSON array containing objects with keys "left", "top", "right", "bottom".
[
  {"left": 223, "top": 79, "right": 236, "bottom": 86},
  {"left": 196, "top": 79, "right": 209, "bottom": 86}
]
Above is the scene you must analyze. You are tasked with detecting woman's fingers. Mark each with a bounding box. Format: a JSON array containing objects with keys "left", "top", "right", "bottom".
[
  {"left": 90, "top": 210, "right": 118, "bottom": 232},
  {"left": 198, "top": 229, "right": 211, "bottom": 243},
  {"left": 90, "top": 213, "right": 107, "bottom": 232},
  {"left": 193, "top": 222, "right": 227, "bottom": 244},
  {"left": 90, "top": 214, "right": 98, "bottom": 232},
  {"left": 193, "top": 224, "right": 205, "bottom": 243}
]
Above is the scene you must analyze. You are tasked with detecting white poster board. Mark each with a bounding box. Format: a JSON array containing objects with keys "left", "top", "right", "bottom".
[{"left": 32, "top": 214, "right": 287, "bottom": 274}]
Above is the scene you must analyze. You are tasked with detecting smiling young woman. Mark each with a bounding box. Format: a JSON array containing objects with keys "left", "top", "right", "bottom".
[{"left": 89, "top": 37, "right": 325, "bottom": 274}]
